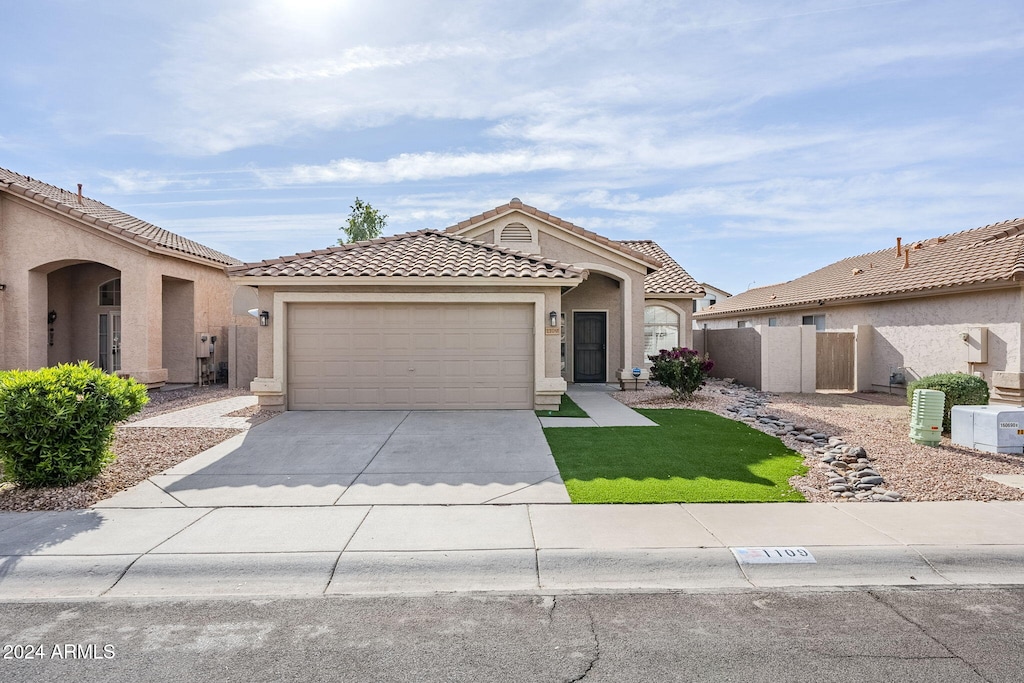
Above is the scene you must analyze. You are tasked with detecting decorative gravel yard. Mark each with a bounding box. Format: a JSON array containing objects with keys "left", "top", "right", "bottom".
[{"left": 544, "top": 408, "right": 807, "bottom": 503}]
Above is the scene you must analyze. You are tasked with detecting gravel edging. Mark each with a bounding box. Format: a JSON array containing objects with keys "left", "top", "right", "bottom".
[
  {"left": 0, "top": 427, "right": 241, "bottom": 511},
  {"left": 1, "top": 385, "right": 267, "bottom": 512},
  {"left": 614, "top": 379, "right": 1024, "bottom": 502}
]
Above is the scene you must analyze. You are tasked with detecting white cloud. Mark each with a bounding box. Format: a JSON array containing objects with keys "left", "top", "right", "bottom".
[
  {"left": 239, "top": 43, "right": 493, "bottom": 83},
  {"left": 98, "top": 169, "right": 213, "bottom": 194}
]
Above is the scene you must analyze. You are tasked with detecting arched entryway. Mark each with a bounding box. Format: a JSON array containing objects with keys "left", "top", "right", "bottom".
[
  {"left": 561, "top": 269, "right": 629, "bottom": 383},
  {"left": 38, "top": 261, "right": 123, "bottom": 371},
  {"left": 26, "top": 260, "right": 196, "bottom": 385}
]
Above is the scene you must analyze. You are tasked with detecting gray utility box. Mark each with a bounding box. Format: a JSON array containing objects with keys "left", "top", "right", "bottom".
[{"left": 951, "top": 405, "right": 1024, "bottom": 454}]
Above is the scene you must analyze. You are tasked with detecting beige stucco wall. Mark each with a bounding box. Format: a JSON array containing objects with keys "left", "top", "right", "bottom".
[
  {"left": 229, "top": 324, "right": 259, "bottom": 390},
  {"left": 693, "top": 326, "right": 762, "bottom": 388},
  {"left": 696, "top": 286, "right": 1023, "bottom": 392},
  {"left": 759, "top": 325, "right": 816, "bottom": 393},
  {"left": 0, "top": 191, "right": 239, "bottom": 386}
]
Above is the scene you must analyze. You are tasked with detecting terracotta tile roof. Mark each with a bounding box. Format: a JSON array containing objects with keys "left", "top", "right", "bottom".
[
  {"left": 226, "top": 229, "right": 587, "bottom": 280},
  {"left": 695, "top": 217, "right": 1024, "bottom": 317},
  {"left": 444, "top": 198, "right": 663, "bottom": 269},
  {"left": 0, "top": 167, "right": 240, "bottom": 266},
  {"left": 618, "top": 240, "right": 704, "bottom": 296}
]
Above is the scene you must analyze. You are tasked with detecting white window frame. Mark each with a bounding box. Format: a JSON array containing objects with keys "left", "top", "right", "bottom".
[
  {"left": 802, "top": 314, "right": 826, "bottom": 331},
  {"left": 644, "top": 304, "right": 680, "bottom": 362}
]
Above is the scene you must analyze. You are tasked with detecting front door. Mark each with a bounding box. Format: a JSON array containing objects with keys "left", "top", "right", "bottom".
[
  {"left": 99, "top": 311, "right": 122, "bottom": 373},
  {"left": 573, "top": 311, "right": 607, "bottom": 383}
]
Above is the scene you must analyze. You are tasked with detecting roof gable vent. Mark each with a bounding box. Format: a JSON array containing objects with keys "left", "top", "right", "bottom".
[{"left": 500, "top": 222, "right": 533, "bottom": 242}]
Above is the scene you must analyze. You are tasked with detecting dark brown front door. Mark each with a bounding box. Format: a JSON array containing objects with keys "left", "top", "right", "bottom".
[{"left": 573, "top": 312, "right": 607, "bottom": 383}]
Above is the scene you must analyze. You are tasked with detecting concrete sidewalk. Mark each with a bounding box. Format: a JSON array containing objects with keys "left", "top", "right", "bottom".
[
  {"left": 539, "top": 384, "right": 657, "bottom": 427},
  {"left": 1, "top": 501, "right": 1023, "bottom": 599}
]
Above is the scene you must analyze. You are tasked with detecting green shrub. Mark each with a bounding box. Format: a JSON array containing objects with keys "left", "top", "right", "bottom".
[
  {"left": 648, "top": 347, "right": 715, "bottom": 400},
  {"left": 0, "top": 362, "right": 148, "bottom": 487},
  {"left": 906, "top": 372, "right": 989, "bottom": 432}
]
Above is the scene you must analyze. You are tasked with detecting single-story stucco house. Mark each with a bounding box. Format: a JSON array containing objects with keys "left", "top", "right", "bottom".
[
  {"left": 693, "top": 216, "right": 1024, "bottom": 403},
  {"left": 0, "top": 167, "right": 256, "bottom": 388},
  {"left": 228, "top": 199, "right": 704, "bottom": 411}
]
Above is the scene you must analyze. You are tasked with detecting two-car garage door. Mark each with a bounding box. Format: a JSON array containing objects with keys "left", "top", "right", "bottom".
[{"left": 287, "top": 302, "right": 534, "bottom": 410}]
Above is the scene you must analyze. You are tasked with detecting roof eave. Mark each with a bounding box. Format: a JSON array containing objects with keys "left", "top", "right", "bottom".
[
  {"left": 2, "top": 181, "right": 239, "bottom": 268},
  {"left": 226, "top": 275, "right": 586, "bottom": 286},
  {"left": 446, "top": 201, "right": 664, "bottom": 270},
  {"left": 693, "top": 279, "right": 1020, "bottom": 318}
]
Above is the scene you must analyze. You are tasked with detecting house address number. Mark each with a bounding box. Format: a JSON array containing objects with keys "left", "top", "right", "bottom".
[{"left": 731, "top": 547, "right": 816, "bottom": 564}]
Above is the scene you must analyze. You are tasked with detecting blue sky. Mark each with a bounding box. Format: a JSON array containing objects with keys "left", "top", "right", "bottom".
[{"left": 2, "top": 0, "right": 1021, "bottom": 295}]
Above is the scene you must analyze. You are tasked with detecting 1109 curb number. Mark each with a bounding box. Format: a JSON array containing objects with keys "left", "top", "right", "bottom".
[{"left": 730, "top": 546, "right": 817, "bottom": 564}]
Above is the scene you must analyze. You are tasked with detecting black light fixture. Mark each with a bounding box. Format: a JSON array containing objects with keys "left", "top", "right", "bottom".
[
  {"left": 259, "top": 310, "right": 270, "bottom": 327},
  {"left": 0, "top": 284, "right": 6, "bottom": 291},
  {"left": 549, "top": 310, "right": 558, "bottom": 328}
]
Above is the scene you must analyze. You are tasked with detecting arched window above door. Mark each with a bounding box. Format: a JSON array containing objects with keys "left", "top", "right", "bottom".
[{"left": 98, "top": 278, "right": 121, "bottom": 306}]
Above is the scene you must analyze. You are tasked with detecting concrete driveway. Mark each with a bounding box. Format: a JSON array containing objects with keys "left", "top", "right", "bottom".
[{"left": 103, "top": 410, "right": 569, "bottom": 507}]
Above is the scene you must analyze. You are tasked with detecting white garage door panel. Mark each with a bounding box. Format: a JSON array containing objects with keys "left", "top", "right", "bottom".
[{"left": 287, "top": 302, "right": 534, "bottom": 410}]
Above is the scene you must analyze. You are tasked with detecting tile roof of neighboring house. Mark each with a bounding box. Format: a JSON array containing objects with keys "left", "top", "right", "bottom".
[
  {"left": 226, "top": 229, "right": 587, "bottom": 280},
  {"left": 695, "top": 216, "right": 1024, "bottom": 317},
  {"left": 444, "top": 198, "right": 664, "bottom": 269},
  {"left": 0, "top": 167, "right": 240, "bottom": 266},
  {"left": 618, "top": 240, "right": 704, "bottom": 296},
  {"left": 699, "top": 282, "right": 732, "bottom": 297}
]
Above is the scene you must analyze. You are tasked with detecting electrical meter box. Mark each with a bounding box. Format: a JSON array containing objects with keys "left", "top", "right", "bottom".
[
  {"left": 951, "top": 405, "right": 1024, "bottom": 454},
  {"left": 196, "top": 332, "right": 211, "bottom": 359}
]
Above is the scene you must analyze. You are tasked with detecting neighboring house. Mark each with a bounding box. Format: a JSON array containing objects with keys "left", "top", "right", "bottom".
[
  {"left": 692, "top": 282, "right": 732, "bottom": 329},
  {"left": 228, "top": 199, "right": 703, "bottom": 410},
  {"left": 0, "top": 167, "right": 256, "bottom": 388},
  {"left": 693, "top": 217, "right": 1024, "bottom": 402}
]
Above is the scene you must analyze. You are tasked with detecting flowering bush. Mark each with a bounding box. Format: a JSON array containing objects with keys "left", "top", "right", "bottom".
[
  {"left": 0, "top": 362, "right": 148, "bottom": 487},
  {"left": 647, "top": 347, "right": 715, "bottom": 400}
]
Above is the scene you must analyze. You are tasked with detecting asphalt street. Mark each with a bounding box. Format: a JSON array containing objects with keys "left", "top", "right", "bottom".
[{"left": 1, "top": 588, "right": 1021, "bottom": 682}]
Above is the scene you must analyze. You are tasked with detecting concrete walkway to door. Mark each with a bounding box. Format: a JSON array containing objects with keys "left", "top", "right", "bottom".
[
  {"left": 100, "top": 410, "right": 570, "bottom": 508},
  {"left": 539, "top": 384, "right": 658, "bottom": 428}
]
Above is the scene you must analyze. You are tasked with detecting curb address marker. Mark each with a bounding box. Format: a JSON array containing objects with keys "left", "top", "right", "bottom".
[{"left": 731, "top": 547, "right": 817, "bottom": 564}]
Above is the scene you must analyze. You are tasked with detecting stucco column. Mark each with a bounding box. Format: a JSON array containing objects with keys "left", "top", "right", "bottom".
[
  {"left": 25, "top": 269, "right": 49, "bottom": 370},
  {"left": 614, "top": 271, "right": 651, "bottom": 387},
  {"left": 120, "top": 264, "right": 167, "bottom": 385},
  {"left": 682, "top": 304, "right": 694, "bottom": 349},
  {"left": 250, "top": 286, "right": 285, "bottom": 409}
]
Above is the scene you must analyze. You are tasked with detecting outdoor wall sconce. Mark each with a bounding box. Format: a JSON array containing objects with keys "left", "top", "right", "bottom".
[
  {"left": 549, "top": 310, "right": 558, "bottom": 328},
  {"left": 259, "top": 310, "right": 270, "bottom": 327},
  {"left": 0, "top": 284, "right": 6, "bottom": 291}
]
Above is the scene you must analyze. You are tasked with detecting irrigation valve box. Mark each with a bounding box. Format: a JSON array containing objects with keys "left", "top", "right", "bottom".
[{"left": 951, "top": 405, "right": 1024, "bottom": 454}]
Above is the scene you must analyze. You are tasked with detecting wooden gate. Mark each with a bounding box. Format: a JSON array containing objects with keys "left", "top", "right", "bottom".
[{"left": 816, "top": 332, "right": 854, "bottom": 390}]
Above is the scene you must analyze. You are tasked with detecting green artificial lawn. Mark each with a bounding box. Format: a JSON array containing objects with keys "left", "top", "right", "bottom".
[
  {"left": 544, "top": 408, "right": 808, "bottom": 503},
  {"left": 535, "top": 394, "right": 589, "bottom": 418}
]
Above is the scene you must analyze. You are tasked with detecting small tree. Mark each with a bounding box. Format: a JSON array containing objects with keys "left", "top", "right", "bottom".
[
  {"left": 338, "top": 197, "right": 387, "bottom": 244},
  {"left": 648, "top": 347, "right": 714, "bottom": 400}
]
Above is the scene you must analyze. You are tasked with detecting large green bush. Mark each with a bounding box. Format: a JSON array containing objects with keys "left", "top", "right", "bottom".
[
  {"left": 648, "top": 347, "right": 715, "bottom": 400},
  {"left": 906, "top": 372, "right": 989, "bottom": 432},
  {"left": 0, "top": 362, "right": 148, "bottom": 487}
]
